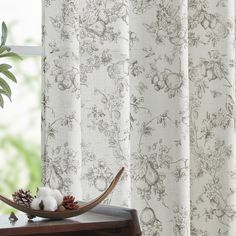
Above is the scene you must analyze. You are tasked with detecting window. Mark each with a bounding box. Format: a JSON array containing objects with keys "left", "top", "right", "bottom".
[{"left": 0, "top": 0, "right": 41, "bottom": 214}]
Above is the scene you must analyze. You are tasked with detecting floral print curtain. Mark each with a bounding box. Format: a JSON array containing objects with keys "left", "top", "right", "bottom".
[{"left": 42, "top": 0, "right": 236, "bottom": 235}]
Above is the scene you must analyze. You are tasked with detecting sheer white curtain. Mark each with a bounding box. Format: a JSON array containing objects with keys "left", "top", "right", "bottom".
[{"left": 42, "top": 0, "right": 236, "bottom": 235}]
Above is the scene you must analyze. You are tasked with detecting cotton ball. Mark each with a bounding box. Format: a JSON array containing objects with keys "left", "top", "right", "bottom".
[
  {"left": 42, "top": 196, "right": 58, "bottom": 211},
  {"left": 51, "top": 189, "right": 63, "bottom": 206},
  {"left": 30, "top": 198, "right": 42, "bottom": 210},
  {"left": 37, "top": 186, "right": 52, "bottom": 198}
]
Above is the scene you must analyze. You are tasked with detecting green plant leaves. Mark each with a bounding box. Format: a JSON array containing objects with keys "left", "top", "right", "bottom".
[
  {"left": 0, "top": 52, "right": 22, "bottom": 60},
  {"left": 0, "top": 22, "right": 22, "bottom": 108},
  {"left": 1, "top": 70, "right": 17, "bottom": 83},
  {"left": 0, "top": 77, "right": 11, "bottom": 96},
  {"left": 0, "top": 63, "right": 15, "bottom": 105},
  {"left": 0, "top": 45, "right": 10, "bottom": 54},
  {"left": 0, "top": 63, "right": 12, "bottom": 71},
  {"left": 1, "top": 22, "right": 7, "bottom": 46},
  {"left": 0, "top": 77, "right": 12, "bottom": 107},
  {"left": 0, "top": 94, "right": 4, "bottom": 108}
]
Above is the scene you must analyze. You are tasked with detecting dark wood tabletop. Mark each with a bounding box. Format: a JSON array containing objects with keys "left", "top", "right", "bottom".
[{"left": 0, "top": 204, "right": 142, "bottom": 236}]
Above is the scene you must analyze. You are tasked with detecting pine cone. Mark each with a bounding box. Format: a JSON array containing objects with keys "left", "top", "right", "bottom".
[
  {"left": 12, "top": 189, "right": 34, "bottom": 207},
  {"left": 62, "top": 195, "right": 79, "bottom": 210}
]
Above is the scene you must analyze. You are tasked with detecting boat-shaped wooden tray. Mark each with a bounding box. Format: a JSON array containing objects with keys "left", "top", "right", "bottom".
[{"left": 0, "top": 167, "right": 124, "bottom": 219}]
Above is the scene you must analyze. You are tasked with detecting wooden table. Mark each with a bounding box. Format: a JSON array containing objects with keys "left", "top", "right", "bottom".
[{"left": 0, "top": 204, "right": 142, "bottom": 236}]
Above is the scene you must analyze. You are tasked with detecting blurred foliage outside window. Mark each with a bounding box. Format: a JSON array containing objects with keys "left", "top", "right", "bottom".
[{"left": 0, "top": 0, "right": 41, "bottom": 214}]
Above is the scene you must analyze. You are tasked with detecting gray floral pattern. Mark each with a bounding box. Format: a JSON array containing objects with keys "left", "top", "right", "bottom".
[{"left": 42, "top": 0, "right": 236, "bottom": 235}]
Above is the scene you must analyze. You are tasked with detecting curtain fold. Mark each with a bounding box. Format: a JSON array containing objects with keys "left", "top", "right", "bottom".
[{"left": 42, "top": 0, "right": 236, "bottom": 235}]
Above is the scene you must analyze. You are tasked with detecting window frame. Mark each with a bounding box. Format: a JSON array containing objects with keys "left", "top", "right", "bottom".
[{"left": 7, "top": 45, "right": 41, "bottom": 56}]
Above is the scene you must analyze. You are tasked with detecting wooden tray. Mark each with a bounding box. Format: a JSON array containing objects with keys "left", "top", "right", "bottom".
[{"left": 0, "top": 167, "right": 124, "bottom": 219}]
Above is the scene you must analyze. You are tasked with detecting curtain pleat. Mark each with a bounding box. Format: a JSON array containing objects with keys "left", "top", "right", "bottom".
[
  {"left": 189, "top": 0, "right": 236, "bottom": 235},
  {"left": 42, "top": 0, "right": 82, "bottom": 197},
  {"left": 42, "top": 0, "right": 236, "bottom": 235}
]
